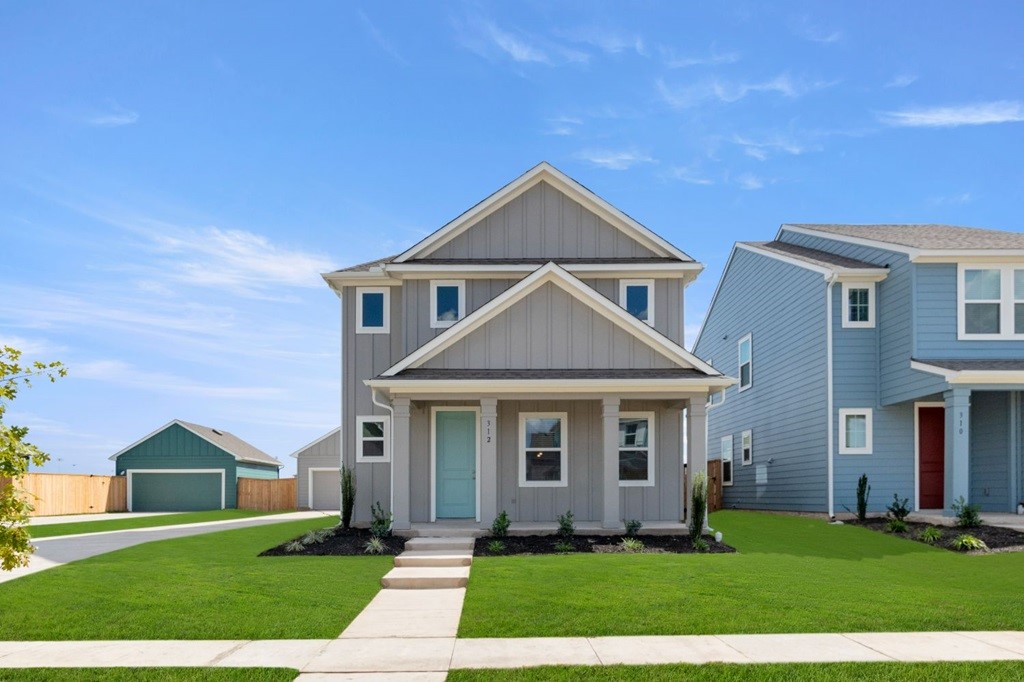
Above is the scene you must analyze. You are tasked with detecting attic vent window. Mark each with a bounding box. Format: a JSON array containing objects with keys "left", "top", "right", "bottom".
[{"left": 212, "top": 429, "right": 224, "bottom": 436}]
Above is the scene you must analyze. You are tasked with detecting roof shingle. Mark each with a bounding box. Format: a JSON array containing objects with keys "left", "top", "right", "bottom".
[{"left": 788, "top": 224, "right": 1024, "bottom": 250}]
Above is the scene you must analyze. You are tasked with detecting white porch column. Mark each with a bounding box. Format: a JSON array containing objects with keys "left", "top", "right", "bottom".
[
  {"left": 944, "top": 388, "right": 971, "bottom": 515},
  {"left": 391, "top": 396, "right": 412, "bottom": 530},
  {"left": 602, "top": 397, "right": 621, "bottom": 529},
  {"left": 685, "top": 396, "right": 708, "bottom": 527},
  {"left": 479, "top": 397, "right": 498, "bottom": 526}
]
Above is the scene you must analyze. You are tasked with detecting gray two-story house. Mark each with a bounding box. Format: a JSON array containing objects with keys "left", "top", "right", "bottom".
[
  {"left": 694, "top": 224, "right": 1024, "bottom": 517},
  {"left": 322, "top": 163, "right": 731, "bottom": 531}
]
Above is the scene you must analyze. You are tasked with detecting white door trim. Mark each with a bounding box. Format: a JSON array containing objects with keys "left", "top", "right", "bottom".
[
  {"left": 307, "top": 466, "right": 342, "bottom": 510},
  {"left": 430, "top": 406, "right": 482, "bottom": 523},
  {"left": 914, "top": 402, "right": 945, "bottom": 511},
  {"left": 126, "top": 468, "right": 225, "bottom": 512}
]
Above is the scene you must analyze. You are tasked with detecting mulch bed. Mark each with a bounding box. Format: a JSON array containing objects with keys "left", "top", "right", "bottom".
[
  {"left": 474, "top": 534, "right": 735, "bottom": 556},
  {"left": 261, "top": 527, "right": 407, "bottom": 557},
  {"left": 854, "top": 518, "right": 1024, "bottom": 553}
]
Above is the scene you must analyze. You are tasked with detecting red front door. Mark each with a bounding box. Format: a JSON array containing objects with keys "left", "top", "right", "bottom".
[{"left": 919, "top": 406, "right": 945, "bottom": 509}]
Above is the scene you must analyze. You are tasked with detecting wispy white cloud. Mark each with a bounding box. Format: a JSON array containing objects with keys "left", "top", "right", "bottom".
[
  {"left": 87, "top": 101, "right": 139, "bottom": 127},
  {"left": 667, "top": 165, "right": 714, "bottom": 185},
  {"left": 658, "top": 74, "right": 836, "bottom": 109},
  {"left": 878, "top": 101, "right": 1024, "bottom": 127},
  {"left": 559, "top": 26, "right": 646, "bottom": 56},
  {"left": 885, "top": 73, "right": 917, "bottom": 88},
  {"left": 543, "top": 115, "right": 583, "bottom": 136},
  {"left": 732, "top": 134, "right": 821, "bottom": 160},
  {"left": 574, "top": 148, "right": 655, "bottom": 171},
  {"left": 659, "top": 47, "right": 740, "bottom": 69},
  {"left": 735, "top": 173, "right": 765, "bottom": 190},
  {"left": 72, "top": 359, "right": 286, "bottom": 400},
  {"left": 357, "top": 10, "right": 408, "bottom": 65},
  {"left": 0, "top": 335, "right": 68, "bottom": 358},
  {"left": 929, "top": 192, "right": 974, "bottom": 206},
  {"left": 792, "top": 16, "right": 842, "bottom": 44},
  {"left": 454, "top": 16, "right": 589, "bottom": 66}
]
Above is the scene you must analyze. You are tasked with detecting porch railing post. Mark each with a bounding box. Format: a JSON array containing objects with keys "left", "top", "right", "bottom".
[
  {"left": 392, "top": 396, "right": 412, "bottom": 530},
  {"left": 602, "top": 397, "right": 621, "bottom": 529},
  {"left": 944, "top": 388, "right": 971, "bottom": 515},
  {"left": 479, "top": 397, "right": 498, "bottom": 527}
]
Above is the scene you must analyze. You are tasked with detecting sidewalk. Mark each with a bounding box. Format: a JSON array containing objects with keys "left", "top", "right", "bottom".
[{"left": 0, "top": 510, "right": 332, "bottom": 584}]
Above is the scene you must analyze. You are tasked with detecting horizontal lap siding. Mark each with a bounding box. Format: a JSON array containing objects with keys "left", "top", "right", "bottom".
[
  {"left": 295, "top": 431, "right": 341, "bottom": 508},
  {"left": 971, "top": 392, "right": 1011, "bottom": 512},
  {"left": 694, "top": 248, "right": 829, "bottom": 512},
  {"left": 235, "top": 464, "right": 279, "bottom": 480}
]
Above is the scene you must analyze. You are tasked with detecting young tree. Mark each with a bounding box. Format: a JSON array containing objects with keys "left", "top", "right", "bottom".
[{"left": 1, "top": 345, "right": 65, "bottom": 570}]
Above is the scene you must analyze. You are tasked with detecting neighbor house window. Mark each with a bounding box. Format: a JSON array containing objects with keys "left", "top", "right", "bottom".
[
  {"left": 519, "top": 413, "right": 568, "bottom": 487},
  {"left": 737, "top": 334, "right": 752, "bottom": 392},
  {"left": 430, "top": 280, "right": 466, "bottom": 329},
  {"left": 958, "top": 265, "right": 1024, "bottom": 339},
  {"left": 842, "top": 282, "right": 875, "bottom": 329},
  {"left": 721, "top": 435, "right": 733, "bottom": 486},
  {"left": 839, "top": 408, "right": 873, "bottom": 455},
  {"left": 741, "top": 429, "right": 752, "bottom": 465},
  {"left": 356, "top": 287, "right": 390, "bottom": 334},
  {"left": 619, "top": 279, "right": 654, "bottom": 325},
  {"left": 619, "top": 412, "right": 655, "bottom": 486},
  {"left": 356, "top": 415, "right": 390, "bottom": 462}
]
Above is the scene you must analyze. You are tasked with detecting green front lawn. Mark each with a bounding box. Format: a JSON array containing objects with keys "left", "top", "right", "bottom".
[
  {"left": 448, "top": 662, "right": 1024, "bottom": 681},
  {"left": 460, "top": 510, "right": 1024, "bottom": 637},
  {"left": 0, "top": 519, "right": 388, "bottom": 640},
  {"left": 0, "top": 670, "right": 297, "bottom": 682},
  {"left": 29, "top": 510, "right": 286, "bottom": 538}
]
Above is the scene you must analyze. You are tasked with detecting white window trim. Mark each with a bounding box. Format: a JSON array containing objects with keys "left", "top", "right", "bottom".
[
  {"left": 356, "top": 415, "right": 391, "bottom": 463},
  {"left": 619, "top": 279, "right": 655, "bottom": 326},
  {"left": 740, "top": 429, "right": 752, "bottom": 466},
  {"left": 737, "top": 333, "right": 752, "bottom": 393},
  {"left": 356, "top": 287, "right": 390, "bottom": 334},
  {"left": 429, "top": 280, "right": 466, "bottom": 329},
  {"left": 841, "top": 281, "right": 875, "bottom": 329},
  {"left": 957, "top": 264, "right": 1024, "bottom": 340},
  {"left": 618, "top": 411, "right": 655, "bottom": 487},
  {"left": 518, "top": 411, "right": 568, "bottom": 488},
  {"left": 838, "top": 408, "right": 873, "bottom": 455},
  {"left": 720, "top": 435, "right": 733, "bottom": 486}
]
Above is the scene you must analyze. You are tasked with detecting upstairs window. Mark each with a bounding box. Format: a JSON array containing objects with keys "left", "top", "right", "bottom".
[
  {"left": 356, "top": 415, "right": 390, "bottom": 462},
  {"left": 737, "top": 334, "right": 752, "bottom": 392},
  {"left": 356, "top": 287, "right": 390, "bottom": 334},
  {"left": 519, "top": 413, "right": 568, "bottom": 487},
  {"left": 959, "top": 265, "right": 1024, "bottom": 340},
  {"left": 721, "top": 435, "right": 733, "bottom": 486},
  {"left": 619, "top": 412, "right": 655, "bottom": 486},
  {"left": 620, "top": 279, "right": 654, "bottom": 325},
  {"left": 842, "top": 282, "right": 875, "bottom": 329},
  {"left": 430, "top": 280, "right": 466, "bottom": 329}
]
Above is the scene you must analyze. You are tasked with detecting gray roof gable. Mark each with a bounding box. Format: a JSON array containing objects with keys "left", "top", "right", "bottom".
[
  {"left": 788, "top": 224, "right": 1024, "bottom": 251},
  {"left": 110, "top": 419, "right": 283, "bottom": 467},
  {"left": 743, "top": 241, "right": 883, "bottom": 271}
]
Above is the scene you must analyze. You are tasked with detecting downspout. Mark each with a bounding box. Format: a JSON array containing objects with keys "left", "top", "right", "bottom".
[
  {"left": 826, "top": 274, "right": 838, "bottom": 520},
  {"left": 371, "top": 387, "right": 395, "bottom": 516}
]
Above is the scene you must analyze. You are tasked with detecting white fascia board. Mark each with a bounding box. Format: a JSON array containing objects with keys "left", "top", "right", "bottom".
[
  {"left": 834, "top": 270, "right": 889, "bottom": 282},
  {"left": 910, "top": 361, "right": 955, "bottom": 380},
  {"left": 911, "top": 360, "right": 1024, "bottom": 385},
  {"left": 737, "top": 242, "right": 889, "bottom": 281},
  {"left": 381, "top": 262, "right": 720, "bottom": 377},
  {"left": 393, "top": 162, "right": 693, "bottom": 263},
  {"left": 321, "top": 272, "right": 401, "bottom": 288},
  {"left": 365, "top": 377, "right": 737, "bottom": 394},
  {"left": 288, "top": 427, "right": 342, "bottom": 459},
  {"left": 384, "top": 261, "right": 703, "bottom": 281},
  {"left": 736, "top": 243, "right": 834, "bottom": 278}
]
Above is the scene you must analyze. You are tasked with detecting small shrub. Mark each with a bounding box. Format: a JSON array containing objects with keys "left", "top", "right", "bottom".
[
  {"left": 920, "top": 526, "right": 943, "bottom": 545},
  {"left": 951, "top": 534, "right": 988, "bottom": 552},
  {"left": 364, "top": 537, "right": 387, "bottom": 555},
  {"left": 886, "top": 493, "right": 911, "bottom": 522},
  {"left": 285, "top": 540, "right": 305, "bottom": 553},
  {"left": 301, "top": 530, "right": 323, "bottom": 546},
  {"left": 624, "top": 519, "right": 643, "bottom": 537},
  {"left": 621, "top": 537, "right": 644, "bottom": 553},
  {"left": 952, "top": 496, "right": 982, "bottom": 528},
  {"left": 487, "top": 540, "right": 506, "bottom": 555},
  {"left": 557, "top": 510, "right": 575, "bottom": 539},
  {"left": 341, "top": 465, "right": 355, "bottom": 530},
  {"left": 370, "top": 501, "right": 393, "bottom": 538},
  {"left": 692, "top": 537, "right": 709, "bottom": 553},
  {"left": 314, "top": 528, "right": 334, "bottom": 543},
  {"left": 553, "top": 540, "right": 574, "bottom": 554},
  {"left": 886, "top": 518, "right": 908, "bottom": 534},
  {"left": 690, "top": 471, "right": 708, "bottom": 543},
  {"left": 491, "top": 510, "right": 511, "bottom": 538},
  {"left": 856, "top": 474, "right": 870, "bottom": 521}
]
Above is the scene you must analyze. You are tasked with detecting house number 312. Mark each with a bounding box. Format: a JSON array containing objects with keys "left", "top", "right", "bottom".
[{"left": 485, "top": 419, "right": 492, "bottom": 443}]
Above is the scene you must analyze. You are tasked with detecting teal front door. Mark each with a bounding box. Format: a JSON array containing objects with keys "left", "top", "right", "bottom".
[{"left": 435, "top": 410, "right": 477, "bottom": 518}]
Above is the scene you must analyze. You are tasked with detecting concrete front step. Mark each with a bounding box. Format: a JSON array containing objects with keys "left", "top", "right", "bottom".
[
  {"left": 400, "top": 527, "right": 486, "bottom": 538},
  {"left": 395, "top": 550, "right": 473, "bottom": 568},
  {"left": 404, "top": 537, "right": 476, "bottom": 552},
  {"left": 381, "top": 566, "right": 471, "bottom": 589}
]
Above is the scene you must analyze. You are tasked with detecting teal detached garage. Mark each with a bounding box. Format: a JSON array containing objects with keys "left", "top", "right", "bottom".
[{"left": 111, "top": 420, "right": 283, "bottom": 511}]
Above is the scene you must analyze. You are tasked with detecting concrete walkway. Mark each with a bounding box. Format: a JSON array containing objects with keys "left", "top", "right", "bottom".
[
  {"left": 1, "top": 632, "right": 1024, "bottom": 674},
  {"left": 0, "top": 511, "right": 332, "bottom": 584}
]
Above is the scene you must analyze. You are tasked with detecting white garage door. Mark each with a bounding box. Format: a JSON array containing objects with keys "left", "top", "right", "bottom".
[{"left": 309, "top": 468, "right": 341, "bottom": 510}]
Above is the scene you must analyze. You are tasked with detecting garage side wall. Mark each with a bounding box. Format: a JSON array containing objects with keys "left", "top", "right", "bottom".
[
  {"left": 296, "top": 430, "right": 341, "bottom": 508},
  {"left": 114, "top": 423, "right": 239, "bottom": 508},
  {"left": 236, "top": 463, "right": 280, "bottom": 480}
]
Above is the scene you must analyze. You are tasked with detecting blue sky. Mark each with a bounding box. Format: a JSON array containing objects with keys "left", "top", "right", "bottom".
[{"left": 2, "top": 2, "right": 1022, "bottom": 475}]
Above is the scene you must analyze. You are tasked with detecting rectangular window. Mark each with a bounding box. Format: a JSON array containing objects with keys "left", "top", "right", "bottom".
[
  {"left": 619, "top": 412, "right": 655, "bottom": 486},
  {"left": 737, "top": 334, "right": 752, "bottom": 392},
  {"left": 356, "top": 415, "right": 390, "bottom": 462},
  {"left": 741, "top": 429, "right": 752, "bottom": 465},
  {"left": 619, "top": 279, "right": 654, "bottom": 325},
  {"left": 842, "top": 282, "right": 875, "bottom": 328},
  {"left": 958, "top": 265, "right": 1024, "bottom": 339},
  {"left": 839, "top": 408, "right": 873, "bottom": 455},
  {"left": 721, "top": 435, "right": 733, "bottom": 486},
  {"left": 519, "top": 413, "right": 568, "bottom": 487},
  {"left": 356, "top": 287, "right": 390, "bottom": 334},
  {"left": 430, "top": 280, "right": 466, "bottom": 329}
]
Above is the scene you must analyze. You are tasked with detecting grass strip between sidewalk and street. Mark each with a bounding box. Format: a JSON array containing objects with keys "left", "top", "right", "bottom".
[{"left": 28, "top": 510, "right": 285, "bottom": 539}]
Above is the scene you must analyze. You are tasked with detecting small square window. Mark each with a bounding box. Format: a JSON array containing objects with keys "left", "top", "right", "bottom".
[
  {"left": 838, "top": 408, "right": 873, "bottom": 455},
  {"left": 619, "top": 412, "right": 655, "bottom": 486},
  {"left": 356, "top": 287, "right": 390, "bottom": 334},
  {"left": 356, "top": 415, "right": 390, "bottom": 462},
  {"left": 842, "top": 282, "right": 875, "bottom": 329},
  {"left": 519, "top": 413, "right": 568, "bottom": 487},
  {"left": 619, "top": 280, "right": 654, "bottom": 325},
  {"left": 737, "top": 334, "right": 752, "bottom": 392},
  {"left": 430, "top": 280, "right": 466, "bottom": 329}
]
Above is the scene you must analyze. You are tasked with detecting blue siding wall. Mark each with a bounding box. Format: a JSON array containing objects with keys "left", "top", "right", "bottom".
[
  {"left": 971, "top": 391, "right": 1011, "bottom": 512},
  {"left": 236, "top": 463, "right": 280, "bottom": 480},
  {"left": 694, "top": 247, "right": 828, "bottom": 512}
]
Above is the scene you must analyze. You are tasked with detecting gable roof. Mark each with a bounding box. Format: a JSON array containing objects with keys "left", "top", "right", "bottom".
[
  {"left": 288, "top": 427, "right": 341, "bottom": 458},
  {"left": 741, "top": 241, "right": 884, "bottom": 272},
  {"left": 110, "top": 419, "right": 283, "bottom": 467},
  {"left": 379, "top": 262, "right": 721, "bottom": 378},
  {"left": 781, "top": 223, "right": 1024, "bottom": 256},
  {"left": 392, "top": 162, "right": 694, "bottom": 264}
]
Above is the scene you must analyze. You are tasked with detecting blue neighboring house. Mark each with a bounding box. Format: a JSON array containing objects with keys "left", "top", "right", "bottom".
[{"left": 693, "top": 224, "right": 1024, "bottom": 517}]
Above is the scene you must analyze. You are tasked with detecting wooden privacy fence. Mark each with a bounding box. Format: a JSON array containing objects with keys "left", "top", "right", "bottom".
[
  {"left": 0, "top": 473, "right": 127, "bottom": 516},
  {"left": 707, "top": 460, "right": 723, "bottom": 513},
  {"left": 237, "top": 477, "right": 297, "bottom": 511}
]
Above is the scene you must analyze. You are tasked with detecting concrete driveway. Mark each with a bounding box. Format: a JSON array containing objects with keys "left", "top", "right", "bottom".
[{"left": 1, "top": 510, "right": 333, "bottom": 585}]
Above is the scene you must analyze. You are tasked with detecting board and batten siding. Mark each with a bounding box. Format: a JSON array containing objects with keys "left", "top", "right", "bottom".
[
  {"left": 114, "top": 423, "right": 239, "bottom": 508},
  {"left": 295, "top": 430, "right": 341, "bottom": 509},
  {"left": 694, "top": 248, "right": 829, "bottom": 512},
  {"left": 423, "top": 181, "right": 658, "bottom": 260}
]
